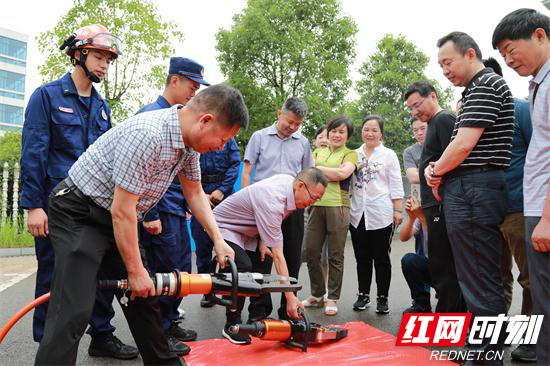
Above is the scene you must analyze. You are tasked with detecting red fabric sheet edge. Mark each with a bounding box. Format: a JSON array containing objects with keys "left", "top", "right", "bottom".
[{"left": 183, "top": 321, "right": 456, "bottom": 365}]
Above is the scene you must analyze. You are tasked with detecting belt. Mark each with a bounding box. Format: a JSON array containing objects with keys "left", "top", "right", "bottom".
[
  {"left": 201, "top": 174, "right": 223, "bottom": 183},
  {"left": 58, "top": 176, "right": 86, "bottom": 200},
  {"left": 445, "top": 165, "right": 502, "bottom": 180}
]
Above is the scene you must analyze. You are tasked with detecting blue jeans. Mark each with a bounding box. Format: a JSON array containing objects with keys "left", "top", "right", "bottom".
[
  {"left": 443, "top": 169, "right": 507, "bottom": 364},
  {"left": 401, "top": 253, "right": 431, "bottom": 308},
  {"left": 525, "top": 216, "right": 549, "bottom": 366}
]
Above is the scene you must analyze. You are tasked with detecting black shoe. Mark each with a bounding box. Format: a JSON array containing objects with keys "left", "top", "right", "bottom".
[
  {"left": 511, "top": 344, "right": 537, "bottom": 362},
  {"left": 222, "top": 324, "right": 251, "bottom": 345},
  {"left": 200, "top": 294, "right": 215, "bottom": 308},
  {"left": 167, "top": 335, "right": 191, "bottom": 356},
  {"left": 353, "top": 293, "right": 370, "bottom": 311},
  {"left": 88, "top": 334, "right": 139, "bottom": 360},
  {"left": 166, "top": 322, "right": 198, "bottom": 342},
  {"left": 403, "top": 301, "right": 431, "bottom": 314},
  {"left": 376, "top": 295, "right": 389, "bottom": 314}
]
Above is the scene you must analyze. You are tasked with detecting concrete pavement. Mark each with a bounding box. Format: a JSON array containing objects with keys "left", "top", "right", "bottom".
[{"left": 0, "top": 237, "right": 525, "bottom": 365}]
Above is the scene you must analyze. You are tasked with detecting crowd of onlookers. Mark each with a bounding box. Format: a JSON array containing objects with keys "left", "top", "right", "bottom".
[{"left": 20, "top": 8, "right": 549, "bottom": 366}]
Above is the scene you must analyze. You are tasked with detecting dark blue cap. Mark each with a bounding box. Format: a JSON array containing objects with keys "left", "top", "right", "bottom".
[{"left": 168, "top": 57, "right": 209, "bottom": 86}]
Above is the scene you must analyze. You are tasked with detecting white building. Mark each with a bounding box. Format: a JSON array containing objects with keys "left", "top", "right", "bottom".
[{"left": 0, "top": 27, "right": 27, "bottom": 132}]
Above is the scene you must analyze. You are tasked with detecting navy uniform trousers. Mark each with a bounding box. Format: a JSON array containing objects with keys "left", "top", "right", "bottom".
[{"left": 140, "top": 211, "right": 192, "bottom": 331}]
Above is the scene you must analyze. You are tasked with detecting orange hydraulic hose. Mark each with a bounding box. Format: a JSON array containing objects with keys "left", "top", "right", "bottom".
[{"left": 0, "top": 292, "right": 50, "bottom": 344}]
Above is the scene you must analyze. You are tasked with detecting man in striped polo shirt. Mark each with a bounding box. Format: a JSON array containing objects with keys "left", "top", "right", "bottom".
[{"left": 425, "top": 31, "right": 514, "bottom": 365}]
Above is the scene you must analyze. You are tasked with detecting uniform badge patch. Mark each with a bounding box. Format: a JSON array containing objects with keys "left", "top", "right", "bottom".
[{"left": 58, "top": 107, "right": 74, "bottom": 113}]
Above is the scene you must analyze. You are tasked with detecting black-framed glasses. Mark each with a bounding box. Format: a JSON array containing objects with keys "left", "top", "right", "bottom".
[
  {"left": 298, "top": 179, "right": 320, "bottom": 201},
  {"left": 407, "top": 97, "right": 427, "bottom": 112}
]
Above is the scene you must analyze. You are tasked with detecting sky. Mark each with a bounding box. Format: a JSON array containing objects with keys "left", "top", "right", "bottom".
[{"left": 2, "top": 0, "right": 549, "bottom": 107}]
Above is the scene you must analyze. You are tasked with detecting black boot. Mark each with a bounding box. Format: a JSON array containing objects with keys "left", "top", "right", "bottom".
[
  {"left": 88, "top": 334, "right": 139, "bottom": 360},
  {"left": 166, "top": 322, "right": 197, "bottom": 342},
  {"left": 167, "top": 335, "right": 191, "bottom": 356}
]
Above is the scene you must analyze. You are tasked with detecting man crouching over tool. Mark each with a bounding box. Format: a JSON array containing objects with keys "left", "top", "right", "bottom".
[
  {"left": 35, "top": 84, "right": 248, "bottom": 366},
  {"left": 204, "top": 167, "right": 327, "bottom": 345}
]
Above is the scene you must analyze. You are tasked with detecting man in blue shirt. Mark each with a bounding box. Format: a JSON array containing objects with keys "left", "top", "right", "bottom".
[
  {"left": 192, "top": 138, "right": 241, "bottom": 308},
  {"left": 20, "top": 24, "right": 137, "bottom": 359},
  {"left": 136, "top": 57, "right": 207, "bottom": 354}
]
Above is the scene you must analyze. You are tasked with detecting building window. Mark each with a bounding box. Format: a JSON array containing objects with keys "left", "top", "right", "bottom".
[
  {"left": 0, "top": 70, "right": 25, "bottom": 93},
  {"left": 0, "top": 36, "right": 27, "bottom": 60},
  {"left": 0, "top": 90, "right": 24, "bottom": 100},
  {"left": 0, "top": 55, "right": 26, "bottom": 67},
  {"left": 0, "top": 103, "right": 23, "bottom": 125}
]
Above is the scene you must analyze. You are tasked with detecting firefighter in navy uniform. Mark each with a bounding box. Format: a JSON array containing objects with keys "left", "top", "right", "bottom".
[
  {"left": 20, "top": 24, "right": 138, "bottom": 359},
  {"left": 136, "top": 57, "right": 209, "bottom": 355}
]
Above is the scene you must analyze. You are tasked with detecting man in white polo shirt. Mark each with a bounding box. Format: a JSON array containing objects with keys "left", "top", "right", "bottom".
[{"left": 493, "top": 8, "right": 550, "bottom": 365}]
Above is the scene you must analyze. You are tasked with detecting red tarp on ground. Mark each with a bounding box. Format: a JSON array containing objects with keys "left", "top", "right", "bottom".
[{"left": 183, "top": 321, "right": 455, "bottom": 365}]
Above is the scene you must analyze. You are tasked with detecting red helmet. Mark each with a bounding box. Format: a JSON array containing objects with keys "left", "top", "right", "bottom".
[{"left": 65, "top": 24, "right": 122, "bottom": 59}]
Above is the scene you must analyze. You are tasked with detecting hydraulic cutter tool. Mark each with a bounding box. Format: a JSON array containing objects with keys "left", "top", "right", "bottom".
[{"left": 230, "top": 309, "right": 348, "bottom": 351}]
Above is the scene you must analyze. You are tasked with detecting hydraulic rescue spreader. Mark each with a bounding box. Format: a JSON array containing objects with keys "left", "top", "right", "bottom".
[{"left": 0, "top": 258, "right": 301, "bottom": 343}]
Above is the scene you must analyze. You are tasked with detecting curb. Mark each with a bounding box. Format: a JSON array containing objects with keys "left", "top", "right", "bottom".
[{"left": 0, "top": 247, "right": 35, "bottom": 257}]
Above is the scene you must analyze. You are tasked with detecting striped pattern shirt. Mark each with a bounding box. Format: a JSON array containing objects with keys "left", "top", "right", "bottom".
[
  {"left": 68, "top": 105, "right": 200, "bottom": 220},
  {"left": 452, "top": 68, "right": 514, "bottom": 167}
]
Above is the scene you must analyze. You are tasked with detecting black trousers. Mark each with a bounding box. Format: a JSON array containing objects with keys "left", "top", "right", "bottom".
[
  {"left": 424, "top": 205, "right": 467, "bottom": 313},
  {"left": 222, "top": 241, "right": 253, "bottom": 325},
  {"left": 35, "top": 181, "right": 180, "bottom": 366},
  {"left": 248, "top": 209, "right": 304, "bottom": 320},
  {"left": 349, "top": 217, "right": 393, "bottom": 297}
]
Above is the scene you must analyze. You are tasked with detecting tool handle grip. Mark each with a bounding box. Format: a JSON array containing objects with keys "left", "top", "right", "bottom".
[{"left": 97, "top": 279, "right": 128, "bottom": 290}]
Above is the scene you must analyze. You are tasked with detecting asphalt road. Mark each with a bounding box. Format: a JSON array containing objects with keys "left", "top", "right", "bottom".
[{"left": 0, "top": 236, "right": 525, "bottom": 365}]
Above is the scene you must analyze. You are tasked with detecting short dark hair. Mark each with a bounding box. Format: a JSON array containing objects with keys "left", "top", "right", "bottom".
[
  {"left": 282, "top": 97, "right": 308, "bottom": 118},
  {"left": 165, "top": 73, "right": 187, "bottom": 87},
  {"left": 492, "top": 8, "right": 550, "bottom": 49},
  {"left": 483, "top": 57, "right": 503, "bottom": 77},
  {"left": 326, "top": 116, "right": 353, "bottom": 140},
  {"left": 409, "top": 116, "right": 422, "bottom": 126},
  {"left": 437, "top": 31, "right": 483, "bottom": 60},
  {"left": 362, "top": 115, "right": 384, "bottom": 136},
  {"left": 295, "top": 167, "right": 328, "bottom": 187},
  {"left": 189, "top": 84, "right": 249, "bottom": 129},
  {"left": 403, "top": 80, "right": 437, "bottom": 101},
  {"left": 314, "top": 125, "right": 327, "bottom": 138}
]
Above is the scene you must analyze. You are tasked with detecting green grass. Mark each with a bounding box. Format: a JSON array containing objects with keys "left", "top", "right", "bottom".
[{"left": 0, "top": 218, "right": 34, "bottom": 248}]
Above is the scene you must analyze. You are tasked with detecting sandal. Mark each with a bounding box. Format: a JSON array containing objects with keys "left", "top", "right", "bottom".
[
  {"left": 324, "top": 300, "right": 338, "bottom": 315},
  {"left": 301, "top": 295, "right": 325, "bottom": 308}
]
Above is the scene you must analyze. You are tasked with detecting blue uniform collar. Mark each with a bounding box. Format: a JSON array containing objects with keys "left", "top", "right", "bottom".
[
  {"left": 155, "top": 95, "right": 172, "bottom": 109},
  {"left": 61, "top": 72, "right": 103, "bottom": 101}
]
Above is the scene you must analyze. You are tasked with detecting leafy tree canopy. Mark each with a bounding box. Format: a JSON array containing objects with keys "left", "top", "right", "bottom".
[
  {"left": 37, "top": 0, "right": 184, "bottom": 122},
  {"left": 0, "top": 132, "right": 22, "bottom": 168},
  {"left": 216, "top": 0, "right": 358, "bottom": 148},
  {"left": 352, "top": 34, "right": 453, "bottom": 166}
]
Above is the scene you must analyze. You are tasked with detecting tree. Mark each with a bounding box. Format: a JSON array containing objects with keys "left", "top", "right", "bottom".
[
  {"left": 353, "top": 34, "right": 453, "bottom": 163},
  {"left": 216, "top": 0, "right": 357, "bottom": 148},
  {"left": 0, "top": 132, "right": 22, "bottom": 168},
  {"left": 37, "top": 0, "right": 184, "bottom": 123}
]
